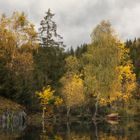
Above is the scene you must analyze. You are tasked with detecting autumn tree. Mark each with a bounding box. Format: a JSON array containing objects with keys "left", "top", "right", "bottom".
[
  {"left": 125, "top": 39, "right": 140, "bottom": 115},
  {"left": 83, "top": 21, "right": 136, "bottom": 119},
  {"left": 36, "top": 86, "right": 63, "bottom": 119},
  {"left": 0, "top": 12, "right": 38, "bottom": 105},
  {"left": 125, "top": 38, "right": 140, "bottom": 81},
  {"left": 60, "top": 74, "right": 85, "bottom": 118}
]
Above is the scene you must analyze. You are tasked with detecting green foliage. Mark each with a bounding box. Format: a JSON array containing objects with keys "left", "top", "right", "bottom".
[
  {"left": 75, "top": 44, "right": 88, "bottom": 58},
  {"left": 34, "top": 9, "right": 65, "bottom": 89},
  {"left": 65, "top": 56, "right": 80, "bottom": 74},
  {"left": 39, "top": 9, "right": 64, "bottom": 48}
]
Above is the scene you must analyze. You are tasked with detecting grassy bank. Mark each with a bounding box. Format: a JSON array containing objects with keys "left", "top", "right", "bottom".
[{"left": 0, "top": 96, "right": 24, "bottom": 114}]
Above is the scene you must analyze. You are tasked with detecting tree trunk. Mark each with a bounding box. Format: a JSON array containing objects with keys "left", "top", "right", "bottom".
[
  {"left": 42, "top": 107, "right": 46, "bottom": 133},
  {"left": 94, "top": 121, "right": 99, "bottom": 140},
  {"left": 94, "top": 101, "right": 98, "bottom": 120},
  {"left": 93, "top": 94, "right": 100, "bottom": 121},
  {"left": 42, "top": 107, "right": 45, "bottom": 120},
  {"left": 67, "top": 107, "right": 70, "bottom": 121},
  {"left": 67, "top": 122, "right": 71, "bottom": 140},
  {"left": 42, "top": 119, "right": 46, "bottom": 133}
]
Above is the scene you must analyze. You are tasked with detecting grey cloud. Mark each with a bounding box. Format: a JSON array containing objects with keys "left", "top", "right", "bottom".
[{"left": 0, "top": 0, "right": 140, "bottom": 48}]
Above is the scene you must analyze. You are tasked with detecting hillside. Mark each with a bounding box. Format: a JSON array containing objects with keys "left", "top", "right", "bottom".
[{"left": 0, "top": 96, "right": 24, "bottom": 114}]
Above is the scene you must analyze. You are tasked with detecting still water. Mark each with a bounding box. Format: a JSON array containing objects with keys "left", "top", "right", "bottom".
[{"left": 0, "top": 119, "right": 140, "bottom": 140}]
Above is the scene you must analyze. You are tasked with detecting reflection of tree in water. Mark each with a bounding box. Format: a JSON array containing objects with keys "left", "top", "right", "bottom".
[
  {"left": 0, "top": 110, "right": 26, "bottom": 140},
  {"left": 0, "top": 122, "right": 26, "bottom": 140},
  {"left": 97, "top": 120, "right": 140, "bottom": 140},
  {"left": 40, "top": 121, "right": 63, "bottom": 140},
  {"left": 5, "top": 119, "right": 139, "bottom": 140},
  {"left": 64, "top": 120, "right": 140, "bottom": 140},
  {"left": 94, "top": 121, "right": 99, "bottom": 140}
]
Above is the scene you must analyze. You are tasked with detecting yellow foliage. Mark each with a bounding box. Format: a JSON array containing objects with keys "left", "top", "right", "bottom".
[
  {"left": 60, "top": 74, "right": 85, "bottom": 108},
  {"left": 117, "top": 63, "right": 136, "bottom": 102},
  {"left": 36, "top": 86, "right": 54, "bottom": 106},
  {"left": 99, "top": 98, "right": 107, "bottom": 106},
  {"left": 99, "top": 62, "right": 136, "bottom": 106},
  {"left": 36, "top": 86, "right": 63, "bottom": 107},
  {"left": 54, "top": 97, "right": 63, "bottom": 106},
  {"left": 54, "top": 135, "right": 63, "bottom": 140}
]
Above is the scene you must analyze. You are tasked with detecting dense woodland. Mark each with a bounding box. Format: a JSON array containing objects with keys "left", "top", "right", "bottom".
[{"left": 0, "top": 9, "right": 140, "bottom": 120}]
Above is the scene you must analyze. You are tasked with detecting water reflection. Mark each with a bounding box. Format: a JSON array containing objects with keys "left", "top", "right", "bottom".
[
  {"left": 0, "top": 115, "right": 26, "bottom": 140},
  {"left": 0, "top": 119, "right": 140, "bottom": 140}
]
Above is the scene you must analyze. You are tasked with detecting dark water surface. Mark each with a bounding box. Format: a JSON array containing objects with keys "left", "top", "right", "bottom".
[{"left": 0, "top": 119, "right": 140, "bottom": 140}]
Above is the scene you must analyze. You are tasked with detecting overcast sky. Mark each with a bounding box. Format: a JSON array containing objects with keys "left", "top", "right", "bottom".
[{"left": 0, "top": 0, "right": 140, "bottom": 48}]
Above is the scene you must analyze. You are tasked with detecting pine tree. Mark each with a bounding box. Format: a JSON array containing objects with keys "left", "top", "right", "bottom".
[
  {"left": 34, "top": 9, "right": 65, "bottom": 89},
  {"left": 39, "top": 9, "right": 64, "bottom": 48}
]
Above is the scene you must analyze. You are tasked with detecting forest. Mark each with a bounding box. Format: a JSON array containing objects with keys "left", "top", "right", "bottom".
[{"left": 0, "top": 9, "right": 140, "bottom": 122}]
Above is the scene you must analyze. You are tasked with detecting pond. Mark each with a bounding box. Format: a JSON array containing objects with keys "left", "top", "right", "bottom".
[{"left": 0, "top": 119, "right": 139, "bottom": 140}]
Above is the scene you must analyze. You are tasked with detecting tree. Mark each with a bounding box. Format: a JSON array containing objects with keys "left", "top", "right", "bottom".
[
  {"left": 126, "top": 38, "right": 140, "bottom": 82},
  {"left": 65, "top": 56, "right": 80, "bottom": 74},
  {"left": 83, "top": 21, "right": 136, "bottom": 119},
  {"left": 0, "top": 12, "right": 38, "bottom": 105},
  {"left": 75, "top": 44, "right": 88, "bottom": 58},
  {"left": 125, "top": 38, "right": 140, "bottom": 115},
  {"left": 34, "top": 9, "right": 65, "bottom": 89},
  {"left": 36, "top": 86, "right": 63, "bottom": 120},
  {"left": 60, "top": 55, "right": 85, "bottom": 118},
  {"left": 60, "top": 74, "right": 85, "bottom": 118},
  {"left": 39, "top": 9, "right": 64, "bottom": 48}
]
